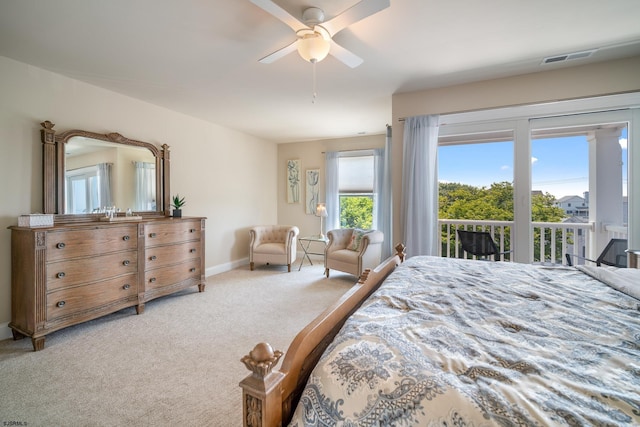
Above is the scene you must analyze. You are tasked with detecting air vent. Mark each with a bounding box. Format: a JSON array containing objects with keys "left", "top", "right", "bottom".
[{"left": 542, "top": 49, "right": 597, "bottom": 65}]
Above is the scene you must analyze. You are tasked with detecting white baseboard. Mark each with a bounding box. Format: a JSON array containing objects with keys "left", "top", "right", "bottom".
[
  {"left": 204, "top": 256, "right": 323, "bottom": 277},
  {"left": 0, "top": 322, "right": 12, "bottom": 341},
  {"left": 205, "top": 257, "right": 249, "bottom": 277}
]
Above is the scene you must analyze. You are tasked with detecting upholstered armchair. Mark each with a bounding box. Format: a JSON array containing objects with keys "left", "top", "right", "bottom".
[
  {"left": 324, "top": 228, "right": 384, "bottom": 278},
  {"left": 249, "top": 225, "right": 299, "bottom": 272}
]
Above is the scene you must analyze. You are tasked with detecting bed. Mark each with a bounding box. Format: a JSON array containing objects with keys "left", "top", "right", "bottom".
[{"left": 240, "top": 246, "right": 640, "bottom": 426}]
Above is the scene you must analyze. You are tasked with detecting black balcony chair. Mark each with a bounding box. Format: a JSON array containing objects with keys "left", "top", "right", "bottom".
[
  {"left": 457, "top": 230, "right": 511, "bottom": 261},
  {"left": 565, "top": 238, "right": 628, "bottom": 268}
]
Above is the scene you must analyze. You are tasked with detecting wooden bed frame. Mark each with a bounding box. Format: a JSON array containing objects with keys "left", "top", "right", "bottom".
[
  {"left": 239, "top": 244, "right": 406, "bottom": 427},
  {"left": 239, "top": 246, "right": 639, "bottom": 427}
]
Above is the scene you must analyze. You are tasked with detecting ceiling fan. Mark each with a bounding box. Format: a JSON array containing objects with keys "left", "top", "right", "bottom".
[{"left": 250, "top": 0, "right": 390, "bottom": 68}]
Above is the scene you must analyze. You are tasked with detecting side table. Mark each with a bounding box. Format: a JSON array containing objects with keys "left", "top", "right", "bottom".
[{"left": 298, "top": 235, "right": 329, "bottom": 271}]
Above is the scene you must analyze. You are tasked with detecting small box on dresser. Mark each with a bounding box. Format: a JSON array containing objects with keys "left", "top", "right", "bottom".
[{"left": 18, "top": 214, "right": 54, "bottom": 228}]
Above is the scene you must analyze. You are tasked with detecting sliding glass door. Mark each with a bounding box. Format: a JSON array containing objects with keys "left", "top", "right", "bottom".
[{"left": 437, "top": 106, "right": 636, "bottom": 263}]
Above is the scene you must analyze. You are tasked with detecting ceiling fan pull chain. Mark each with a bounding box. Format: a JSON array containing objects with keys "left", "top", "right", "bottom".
[{"left": 312, "top": 58, "right": 318, "bottom": 104}]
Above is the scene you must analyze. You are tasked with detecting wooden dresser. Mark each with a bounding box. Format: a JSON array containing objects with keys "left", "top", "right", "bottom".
[
  {"left": 142, "top": 218, "right": 205, "bottom": 303},
  {"left": 10, "top": 217, "right": 206, "bottom": 351}
]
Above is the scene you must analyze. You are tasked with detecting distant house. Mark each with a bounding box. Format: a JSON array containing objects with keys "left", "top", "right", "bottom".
[{"left": 555, "top": 193, "right": 589, "bottom": 217}]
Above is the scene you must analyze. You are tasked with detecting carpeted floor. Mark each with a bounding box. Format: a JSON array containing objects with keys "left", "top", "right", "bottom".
[{"left": 0, "top": 260, "right": 356, "bottom": 427}]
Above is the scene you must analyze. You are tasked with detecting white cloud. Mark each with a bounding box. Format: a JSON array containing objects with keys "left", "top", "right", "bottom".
[
  {"left": 500, "top": 165, "right": 510, "bottom": 171},
  {"left": 531, "top": 156, "right": 538, "bottom": 164},
  {"left": 619, "top": 138, "right": 627, "bottom": 150}
]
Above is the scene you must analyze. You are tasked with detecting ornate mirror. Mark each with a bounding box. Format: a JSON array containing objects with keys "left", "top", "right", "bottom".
[{"left": 41, "top": 121, "right": 170, "bottom": 222}]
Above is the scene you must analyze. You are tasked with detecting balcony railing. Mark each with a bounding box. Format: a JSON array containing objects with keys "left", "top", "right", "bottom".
[
  {"left": 440, "top": 220, "right": 513, "bottom": 261},
  {"left": 439, "top": 219, "right": 628, "bottom": 264},
  {"left": 605, "top": 224, "right": 628, "bottom": 240}
]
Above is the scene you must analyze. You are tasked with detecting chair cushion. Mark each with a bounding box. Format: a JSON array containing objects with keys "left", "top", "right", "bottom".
[
  {"left": 255, "top": 242, "right": 287, "bottom": 255},
  {"left": 346, "top": 229, "right": 370, "bottom": 251},
  {"left": 330, "top": 248, "right": 360, "bottom": 262}
]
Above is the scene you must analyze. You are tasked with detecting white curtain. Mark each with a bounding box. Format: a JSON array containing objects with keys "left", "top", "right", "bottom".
[
  {"left": 97, "top": 162, "right": 113, "bottom": 208},
  {"left": 134, "top": 161, "right": 156, "bottom": 211},
  {"left": 373, "top": 125, "right": 393, "bottom": 258},
  {"left": 401, "top": 115, "right": 440, "bottom": 257},
  {"left": 324, "top": 151, "right": 340, "bottom": 232}
]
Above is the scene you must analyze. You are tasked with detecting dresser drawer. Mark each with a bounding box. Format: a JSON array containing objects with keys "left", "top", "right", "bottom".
[
  {"left": 47, "top": 274, "right": 138, "bottom": 321},
  {"left": 144, "top": 260, "right": 201, "bottom": 291},
  {"left": 47, "top": 226, "right": 137, "bottom": 262},
  {"left": 47, "top": 250, "right": 138, "bottom": 291},
  {"left": 145, "top": 221, "right": 201, "bottom": 247},
  {"left": 145, "top": 241, "right": 201, "bottom": 269}
]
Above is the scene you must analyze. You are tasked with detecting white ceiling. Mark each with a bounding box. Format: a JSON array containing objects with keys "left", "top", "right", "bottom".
[{"left": 1, "top": 0, "right": 639, "bottom": 143}]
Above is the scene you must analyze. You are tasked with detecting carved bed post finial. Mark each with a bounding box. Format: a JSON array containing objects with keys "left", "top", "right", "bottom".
[
  {"left": 395, "top": 243, "right": 406, "bottom": 262},
  {"left": 240, "top": 343, "right": 285, "bottom": 427},
  {"left": 358, "top": 268, "right": 371, "bottom": 284}
]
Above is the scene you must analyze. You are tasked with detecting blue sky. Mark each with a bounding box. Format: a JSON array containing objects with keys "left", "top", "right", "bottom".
[{"left": 438, "top": 129, "right": 628, "bottom": 199}]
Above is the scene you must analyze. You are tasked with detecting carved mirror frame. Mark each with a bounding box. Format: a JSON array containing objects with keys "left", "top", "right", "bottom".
[{"left": 41, "top": 120, "right": 170, "bottom": 223}]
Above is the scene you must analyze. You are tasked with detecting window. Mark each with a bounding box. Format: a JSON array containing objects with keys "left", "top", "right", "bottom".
[
  {"left": 436, "top": 103, "right": 635, "bottom": 263},
  {"left": 438, "top": 137, "right": 514, "bottom": 258},
  {"left": 66, "top": 166, "right": 100, "bottom": 214},
  {"left": 338, "top": 154, "right": 374, "bottom": 229},
  {"left": 530, "top": 121, "right": 628, "bottom": 262}
]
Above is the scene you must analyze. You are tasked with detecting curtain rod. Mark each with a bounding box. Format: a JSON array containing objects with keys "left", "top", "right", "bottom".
[
  {"left": 396, "top": 99, "right": 557, "bottom": 121},
  {"left": 320, "top": 148, "right": 377, "bottom": 154},
  {"left": 395, "top": 94, "right": 626, "bottom": 122},
  {"left": 397, "top": 91, "right": 640, "bottom": 122},
  {"left": 397, "top": 107, "right": 469, "bottom": 121},
  {"left": 398, "top": 105, "right": 492, "bottom": 121}
]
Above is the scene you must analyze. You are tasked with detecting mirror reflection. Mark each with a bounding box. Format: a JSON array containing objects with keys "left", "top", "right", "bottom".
[{"left": 65, "top": 136, "right": 157, "bottom": 214}]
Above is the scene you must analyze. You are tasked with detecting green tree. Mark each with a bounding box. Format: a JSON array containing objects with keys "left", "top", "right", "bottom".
[
  {"left": 340, "top": 196, "right": 373, "bottom": 229},
  {"left": 439, "top": 181, "right": 566, "bottom": 261},
  {"left": 531, "top": 192, "right": 565, "bottom": 221}
]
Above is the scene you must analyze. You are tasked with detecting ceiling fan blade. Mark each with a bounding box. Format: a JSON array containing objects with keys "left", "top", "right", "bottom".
[
  {"left": 329, "top": 40, "right": 363, "bottom": 68},
  {"left": 250, "top": 0, "right": 309, "bottom": 33},
  {"left": 321, "top": 0, "right": 390, "bottom": 36},
  {"left": 258, "top": 39, "right": 299, "bottom": 64}
]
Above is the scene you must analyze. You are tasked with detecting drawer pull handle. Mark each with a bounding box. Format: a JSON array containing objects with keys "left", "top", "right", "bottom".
[
  {"left": 150, "top": 255, "right": 157, "bottom": 261},
  {"left": 149, "top": 232, "right": 157, "bottom": 238},
  {"left": 190, "top": 249, "right": 196, "bottom": 253},
  {"left": 122, "top": 260, "right": 130, "bottom": 266},
  {"left": 190, "top": 268, "right": 196, "bottom": 272},
  {"left": 123, "top": 235, "right": 130, "bottom": 241},
  {"left": 149, "top": 277, "right": 156, "bottom": 283},
  {"left": 57, "top": 301, "right": 66, "bottom": 308},
  {"left": 57, "top": 272, "right": 66, "bottom": 278},
  {"left": 56, "top": 242, "right": 66, "bottom": 249},
  {"left": 190, "top": 228, "right": 196, "bottom": 233},
  {"left": 123, "top": 284, "right": 130, "bottom": 290}
]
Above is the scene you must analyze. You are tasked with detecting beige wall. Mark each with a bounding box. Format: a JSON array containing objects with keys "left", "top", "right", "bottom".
[
  {"left": 2, "top": 53, "right": 639, "bottom": 336},
  {"left": 0, "top": 56, "right": 278, "bottom": 334},
  {"left": 391, "top": 56, "right": 640, "bottom": 247},
  {"left": 277, "top": 134, "right": 385, "bottom": 239}
]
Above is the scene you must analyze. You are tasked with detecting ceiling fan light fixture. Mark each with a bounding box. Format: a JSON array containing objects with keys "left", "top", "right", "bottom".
[{"left": 297, "top": 32, "right": 331, "bottom": 63}]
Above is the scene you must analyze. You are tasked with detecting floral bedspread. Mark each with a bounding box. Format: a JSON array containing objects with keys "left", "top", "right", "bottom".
[{"left": 289, "top": 256, "right": 640, "bottom": 426}]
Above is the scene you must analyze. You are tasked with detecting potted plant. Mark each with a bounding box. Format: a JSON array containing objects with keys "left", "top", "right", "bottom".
[{"left": 171, "top": 194, "right": 186, "bottom": 218}]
